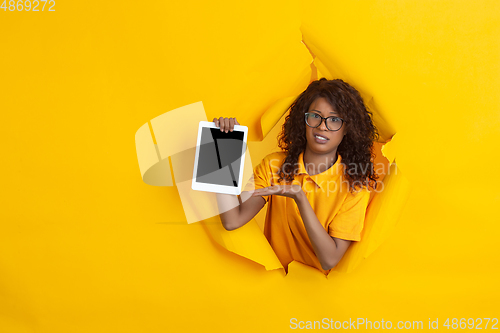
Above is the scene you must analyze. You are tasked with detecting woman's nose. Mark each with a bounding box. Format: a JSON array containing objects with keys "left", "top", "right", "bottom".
[{"left": 318, "top": 119, "right": 328, "bottom": 131}]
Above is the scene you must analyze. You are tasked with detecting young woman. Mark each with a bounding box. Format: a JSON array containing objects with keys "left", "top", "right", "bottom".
[{"left": 214, "top": 78, "right": 379, "bottom": 275}]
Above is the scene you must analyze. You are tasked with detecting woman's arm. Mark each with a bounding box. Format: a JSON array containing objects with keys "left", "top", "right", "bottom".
[
  {"left": 294, "top": 191, "right": 351, "bottom": 270},
  {"left": 212, "top": 116, "right": 267, "bottom": 230},
  {"left": 250, "top": 185, "right": 352, "bottom": 270},
  {"left": 216, "top": 192, "right": 266, "bottom": 231}
]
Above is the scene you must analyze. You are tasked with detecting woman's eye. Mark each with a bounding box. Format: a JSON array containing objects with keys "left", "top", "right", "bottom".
[{"left": 328, "top": 117, "right": 340, "bottom": 123}]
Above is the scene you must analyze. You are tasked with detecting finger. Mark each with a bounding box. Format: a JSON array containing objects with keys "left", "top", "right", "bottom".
[
  {"left": 219, "top": 117, "right": 225, "bottom": 132},
  {"left": 229, "top": 118, "right": 235, "bottom": 132},
  {"left": 213, "top": 118, "right": 219, "bottom": 127},
  {"left": 234, "top": 118, "right": 239, "bottom": 125},
  {"left": 252, "top": 187, "right": 272, "bottom": 194},
  {"left": 252, "top": 192, "right": 271, "bottom": 197},
  {"left": 224, "top": 118, "right": 230, "bottom": 133}
]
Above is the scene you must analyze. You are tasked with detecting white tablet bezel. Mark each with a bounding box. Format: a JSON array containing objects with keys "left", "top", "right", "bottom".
[{"left": 191, "top": 121, "right": 248, "bottom": 195}]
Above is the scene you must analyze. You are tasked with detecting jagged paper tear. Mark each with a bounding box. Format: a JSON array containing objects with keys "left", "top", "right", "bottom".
[{"left": 135, "top": 33, "right": 411, "bottom": 275}]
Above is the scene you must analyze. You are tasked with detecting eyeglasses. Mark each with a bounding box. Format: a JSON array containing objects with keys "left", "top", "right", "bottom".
[{"left": 304, "top": 112, "right": 345, "bottom": 131}]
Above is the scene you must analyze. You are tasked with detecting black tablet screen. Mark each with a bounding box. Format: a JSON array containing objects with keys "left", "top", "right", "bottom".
[{"left": 195, "top": 128, "right": 245, "bottom": 187}]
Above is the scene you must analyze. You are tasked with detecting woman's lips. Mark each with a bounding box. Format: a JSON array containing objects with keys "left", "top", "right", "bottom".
[{"left": 314, "top": 133, "right": 329, "bottom": 144}]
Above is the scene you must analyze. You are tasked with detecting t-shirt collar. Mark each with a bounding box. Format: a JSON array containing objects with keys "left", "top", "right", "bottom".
[{"left": 297, "top": 151, "right": 343, "bottom": 189}]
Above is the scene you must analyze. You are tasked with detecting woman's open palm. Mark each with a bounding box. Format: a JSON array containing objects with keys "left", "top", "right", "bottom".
[{"left": 251, "top": 184, "right": 303, "bottom": 201}]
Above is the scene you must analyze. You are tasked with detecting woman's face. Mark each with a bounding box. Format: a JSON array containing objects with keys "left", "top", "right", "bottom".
[{"left": 304, "top": 97, "right": 346, "bottom": 156}]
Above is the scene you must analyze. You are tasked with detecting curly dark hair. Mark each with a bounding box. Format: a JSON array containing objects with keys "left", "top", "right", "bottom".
[{"left": 276, "top": 78, "right": 379, "bottom": 193}]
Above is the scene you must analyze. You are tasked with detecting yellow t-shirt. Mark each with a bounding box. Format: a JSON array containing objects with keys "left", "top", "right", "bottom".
[{"left": 243, "top": 151, "right": 371, "bottom": 274}]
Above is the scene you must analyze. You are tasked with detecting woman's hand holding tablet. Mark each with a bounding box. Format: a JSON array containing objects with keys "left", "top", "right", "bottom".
[
  {"left": 213, "top": 117, "right": 239, "bottom": 133},
  {"left": 191, "top": 118, "right": 248, "bottom": 195}
]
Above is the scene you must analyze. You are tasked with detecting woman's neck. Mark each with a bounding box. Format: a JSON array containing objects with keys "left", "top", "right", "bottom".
[{"left": 303, "top": 148, "right": 338, "bottom": 176}]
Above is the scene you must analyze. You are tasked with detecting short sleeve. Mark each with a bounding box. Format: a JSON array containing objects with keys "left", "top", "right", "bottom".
[
  {"left": 242, "top": 157, "right": 271, "bottom": 203},
  {"left": 328, "top": 188, "right": 371, "bottom": 241}
]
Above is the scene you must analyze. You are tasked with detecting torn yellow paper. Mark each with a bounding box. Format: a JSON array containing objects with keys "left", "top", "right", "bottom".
[
  {"left": 312, "top": 57, "right": 333, "bottom": 82},
  {"left": 380, "top": 133, "right": 398, "bottom": 164},
  {"left": 260, "top": 96, "right": 297, "bottom": 140},
  {"left": 331, "top": 161, "right": 411, "bottom": 275},
  {"left": 201, "top": 215, "right": 284, "bottom": 272}
]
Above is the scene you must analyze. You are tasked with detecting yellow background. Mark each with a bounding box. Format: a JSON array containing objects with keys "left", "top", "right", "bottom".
[{"left": 1, "top": 0, "right": 499, "bottom": 332}]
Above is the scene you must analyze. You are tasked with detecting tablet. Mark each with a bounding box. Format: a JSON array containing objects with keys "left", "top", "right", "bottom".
[{"left": 191, "top": 121, "right": 248, "bottom": 195}]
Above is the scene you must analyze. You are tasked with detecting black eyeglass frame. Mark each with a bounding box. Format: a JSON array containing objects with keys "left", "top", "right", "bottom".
[{"left": 304, "top": 112, "right": 345, "bottom": 132}]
